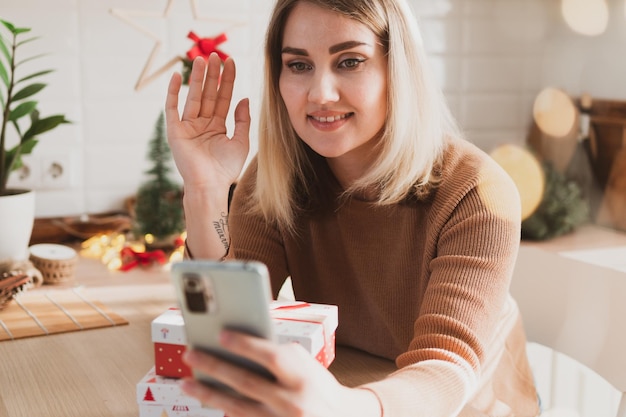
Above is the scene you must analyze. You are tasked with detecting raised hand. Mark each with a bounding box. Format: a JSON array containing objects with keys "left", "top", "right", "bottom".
[{"left": 165, "top": 53, "right": 251, "bottom": 192}]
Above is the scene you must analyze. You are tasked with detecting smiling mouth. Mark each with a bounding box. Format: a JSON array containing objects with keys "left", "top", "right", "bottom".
[{"left": 309, "top": 113, "right": 353, "bottom": 123}]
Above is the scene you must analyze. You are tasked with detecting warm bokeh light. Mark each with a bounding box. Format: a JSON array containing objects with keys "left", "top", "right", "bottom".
[
  {"left": 490, "top": 144, "right": 545, "bottom": 221},
  {"left": 533, "top": 87, "right": 578, "bottom": 138},
  {"left": 80, "top": 231, "right": 185, "bottom": 271},
  {"left": 561, "top": 0, "right": 609, "bottom": 36},
  {"left": 169, "top": 247, "right": 184, "bottom": 264}
]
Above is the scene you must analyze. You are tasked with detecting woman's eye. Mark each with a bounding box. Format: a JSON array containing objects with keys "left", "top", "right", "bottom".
[
  {"left": 339, "top": 58, "right": 365, "bottom": 69},
  {"left": 287, "top": 61, "right": 311, "bottom": 73}
]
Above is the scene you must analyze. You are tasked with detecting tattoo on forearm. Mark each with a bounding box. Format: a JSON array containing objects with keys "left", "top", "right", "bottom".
[{"left": 213, "top": 212, "right": 229, "bottom": 252}]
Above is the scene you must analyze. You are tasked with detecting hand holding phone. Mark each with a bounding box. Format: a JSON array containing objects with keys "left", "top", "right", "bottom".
[{"left": 170, "top": 260, "right": 276, "bottom": 396}]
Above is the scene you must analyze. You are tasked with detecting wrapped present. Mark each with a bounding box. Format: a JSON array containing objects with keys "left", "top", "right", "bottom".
[
  {"left": 137, "top": 366, "right": 200, "bottom": 407},
  {"left": 150, "top": 301, "right": 338, "bottom": 378},
  {"left": 152, "top": 308, "right": 192, "bottom": 378},
  {"left": 269, "top": 301, "right": 338, "bottom": 368},
  {"left": 139, "top": 404, "right": 224, "bottom": 417},
  {"left": 154, "top": 342, "right": 191, "bottom": 379},
  {"left": 136, "top": 367, "right": 224, "bottom": 416}
]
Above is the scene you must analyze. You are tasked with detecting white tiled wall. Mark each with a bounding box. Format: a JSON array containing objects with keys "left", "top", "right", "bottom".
[{"left": 3, "top": 0, "right": 626, "bottom": 217}]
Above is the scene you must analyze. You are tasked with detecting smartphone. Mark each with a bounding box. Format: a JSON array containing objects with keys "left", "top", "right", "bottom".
[{"left": 170, "top": 259, "right": 276, "bottom": 396}]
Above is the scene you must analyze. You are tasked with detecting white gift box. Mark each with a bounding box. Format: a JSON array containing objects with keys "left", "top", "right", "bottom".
[
  {"left": 151, "top": 308, "right": 192, "bottom": 378},
  {"left": 150, "top": 301, "right": 338, "bottom": 379},
  {"left": 139, "top": 403, "right": 224, "bottom": 417},
  {"left": 152, "top": 307, "right": 186, "bottom": 345},
  {"left": 139, "top": 302, "right": 338, "bottom": 416},
  {"left": 137, "top": 367, "right": 203, "bottom": 407},
  {"left": 269, "top": 301, "right": 338, "bottom": 367}
]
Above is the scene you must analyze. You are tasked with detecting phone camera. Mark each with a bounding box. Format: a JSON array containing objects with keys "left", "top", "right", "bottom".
[{"left": 183, "top": 273, "right": 211, "bottom": 313}]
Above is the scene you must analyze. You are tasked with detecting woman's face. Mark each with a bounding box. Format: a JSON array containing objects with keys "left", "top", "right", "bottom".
[{"left": 279, "top": 1, "right": 388, "bottom": 168}]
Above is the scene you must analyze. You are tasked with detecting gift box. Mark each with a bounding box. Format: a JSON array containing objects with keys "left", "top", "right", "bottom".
[
  {"left": 269, "top": 301, "right": 338, "bottom": 368},
  {"left": 139, "top": 404, "right": 224, "bottom": 417},
  {"left": 136, "top": 367, "right": 224, "bottom": 417},
  {"left": 152, "top": 308, "right": 193, "bottom": 378},
  {"left": 151, "top": 301, "right": 338, "bottom": 378}
]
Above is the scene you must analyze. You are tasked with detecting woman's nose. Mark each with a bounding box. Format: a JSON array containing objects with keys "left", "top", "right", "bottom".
[{"left": 308, "top": 70, "right": 339, "bottom": 104}]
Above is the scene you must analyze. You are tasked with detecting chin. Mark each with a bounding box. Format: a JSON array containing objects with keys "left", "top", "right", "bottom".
[{"left": 308, "top": 146, "right": 351, "bottom": 159}]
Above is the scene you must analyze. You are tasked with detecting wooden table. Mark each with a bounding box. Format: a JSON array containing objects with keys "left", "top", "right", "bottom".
[
  {"left": 3, "top": 224, "right": 624, "bottom": 417},
  {"left": 0, "top": 256, "right": 396, "bottom": 417}
]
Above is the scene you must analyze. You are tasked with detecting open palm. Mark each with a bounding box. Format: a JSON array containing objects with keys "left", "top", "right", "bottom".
[{"left": 165, "top": 54, "right": 250, "bottom": 191}]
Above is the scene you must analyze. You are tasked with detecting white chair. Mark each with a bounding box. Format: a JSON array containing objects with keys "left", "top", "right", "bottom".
[{"left": 511, "top": 245, "right": 626, "bottom": 417}]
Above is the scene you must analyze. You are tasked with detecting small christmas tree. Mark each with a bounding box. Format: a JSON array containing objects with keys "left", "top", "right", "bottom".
[{"left": 133, "top": 112, "right": 184, "bottom": 247}]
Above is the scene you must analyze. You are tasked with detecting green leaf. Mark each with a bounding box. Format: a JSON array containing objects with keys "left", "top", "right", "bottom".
[
  {"left": 4, "top": 139, "right": 37, "bottom": 174},
  {"left": 16, "top": 53, "right": 47, "bottom": 68},
  {"left": 6, "top": 138, "right": 38, "bottom": 160},
  {"left": 16, "top": 36, "right": 39, "bottom": 48},
  {"left": 0, "top": 34, "right": 11, "bottom": 65},
  {"left": 11, "top": 119, "right": 23, "bottom": 136},
  {"left": 11, "top": 157, "right": 24, "bottom": 172},
  {"left": 16, "top": 137, "right": 39, "bottom": 154},
  {"left": 9, "top": 100, "right": 37, "bottom": 121},
  {"left": 23, "top": 115, "right": 70, "bottom": 141},
  {"left": 0, "top": 60, "right": 8, "bottom": 87},
  {"left": 0, "top": 19, "right": 17, "bottom": 33},
  {"left": 6, "top": 153, "right": 23, "bottom": 172},
  {"left": 14, "top": 27, "right": 31, "bottom": 36},
  {"left": 0, "top": 19, "right": 31, "bottom": 36},
  {"left": 17, "top": 69, "right": 53, "bottom": 84},
  {"left": 29, "top": 108, "right": 40, "bottom": 123},
  {"left": 12, "top": 83, "right": 46, "bottom": 101}
]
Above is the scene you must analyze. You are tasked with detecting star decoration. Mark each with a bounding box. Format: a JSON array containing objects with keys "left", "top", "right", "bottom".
[{"left": 110, "top": 0, "right": 247, "bottom": 91}]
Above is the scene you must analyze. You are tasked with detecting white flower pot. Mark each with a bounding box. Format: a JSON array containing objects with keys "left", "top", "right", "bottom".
[{"left": 0, "top": 189, "right": 35, "bottom": 262}]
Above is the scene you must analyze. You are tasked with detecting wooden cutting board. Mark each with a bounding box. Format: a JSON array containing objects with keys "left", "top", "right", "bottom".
[{"left": 0, "top": 288, "right": 128, "bottom": 341}]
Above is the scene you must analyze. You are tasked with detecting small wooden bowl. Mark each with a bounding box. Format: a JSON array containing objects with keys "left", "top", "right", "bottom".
[{"left": 29, "top": 244, "right": 78, "bottom": 285}]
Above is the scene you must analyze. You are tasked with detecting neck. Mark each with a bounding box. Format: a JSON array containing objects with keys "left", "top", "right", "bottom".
[{"left": 326, "top": 157, "right": 378, "bottom": 201}]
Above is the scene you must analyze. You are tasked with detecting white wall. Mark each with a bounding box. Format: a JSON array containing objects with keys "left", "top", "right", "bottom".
[{"left": 3, "top": 0, "right": 626, "bottom": 218}]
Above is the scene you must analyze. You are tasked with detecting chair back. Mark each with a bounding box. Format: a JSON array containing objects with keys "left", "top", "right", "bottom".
[{"left": 511, "top": 246, "right": 626, "bottom": 417}]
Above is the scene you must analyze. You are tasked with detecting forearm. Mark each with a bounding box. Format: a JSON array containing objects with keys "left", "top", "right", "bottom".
[
  {"left": 343, "top": 387, "right": 382, "bottom": 417},
  {"left": 182, "top": 185, "right": 232, "bottom": 260}
]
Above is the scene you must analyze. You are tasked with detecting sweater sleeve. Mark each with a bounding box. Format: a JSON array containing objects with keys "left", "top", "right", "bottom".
[{"left": 362, "top": 147, "right": 522, "bottom": 417}]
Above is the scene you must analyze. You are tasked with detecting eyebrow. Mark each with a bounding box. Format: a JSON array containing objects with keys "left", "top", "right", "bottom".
[
  {"left": 281, "top": 40, "right": 371, "bottom": 56},
  {"left": 329, "top": 40, "right": 369, "bottom": 54}
]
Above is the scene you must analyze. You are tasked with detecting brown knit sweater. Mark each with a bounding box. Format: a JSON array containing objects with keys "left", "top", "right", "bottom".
[{"left": 226, "top": 138, "right": 540, "bottom": 417}]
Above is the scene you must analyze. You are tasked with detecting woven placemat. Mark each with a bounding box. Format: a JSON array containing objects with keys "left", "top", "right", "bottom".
[{"left": 0, "top": 288, "right": 128, "bottom": 341}]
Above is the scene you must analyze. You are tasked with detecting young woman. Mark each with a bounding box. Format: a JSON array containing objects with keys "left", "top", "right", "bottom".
[{"left": 164, "top": 0, "right": 540, "bottom": 416}]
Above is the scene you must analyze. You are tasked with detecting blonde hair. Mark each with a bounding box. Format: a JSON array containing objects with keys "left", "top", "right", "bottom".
[{"left": 253, "top": 0, "right": 461, "bottom": 232}]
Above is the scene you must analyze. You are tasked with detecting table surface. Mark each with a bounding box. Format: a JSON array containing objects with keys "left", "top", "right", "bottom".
[
  {"left": 0, "top": 254, "right": 396, "bottom": 417},
  {"left": 1, "top": 224, "right": 625, "bottom": 417}
]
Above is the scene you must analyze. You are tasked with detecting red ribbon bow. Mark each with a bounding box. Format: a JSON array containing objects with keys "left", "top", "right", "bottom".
[
  {"left": 186, "top": 31, "right": 229, "bottom": 61},
  {"left": 119, "top": 247, "right": 167, "bottom": 271}
]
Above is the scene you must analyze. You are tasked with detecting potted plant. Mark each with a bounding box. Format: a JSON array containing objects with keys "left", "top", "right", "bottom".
[{"left": 0, "top": 19, "right": 70, "bottom": 262}]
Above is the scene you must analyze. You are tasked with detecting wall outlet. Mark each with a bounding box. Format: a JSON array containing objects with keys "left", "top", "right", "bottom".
[
  {"left": 41, "top": 153, "right": 74, "bottom": 189},
  {"left": 6, "top": 155, "right": 41, "bottom": 190}
]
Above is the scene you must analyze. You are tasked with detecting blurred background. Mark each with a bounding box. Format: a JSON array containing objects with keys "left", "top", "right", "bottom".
[{"left": 2, "top": 0, "right": 626, "bottom": 219}]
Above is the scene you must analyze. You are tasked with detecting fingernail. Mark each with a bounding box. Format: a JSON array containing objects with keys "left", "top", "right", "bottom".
[
  {"left": 182, "top": 349, "right": 197, "bottom": 365},
  {"left": 219, "top": 330, "right": 234, "bottom": 346},
  {"left": 179, "top": 378, "right": 198, "bottom": 395}
]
